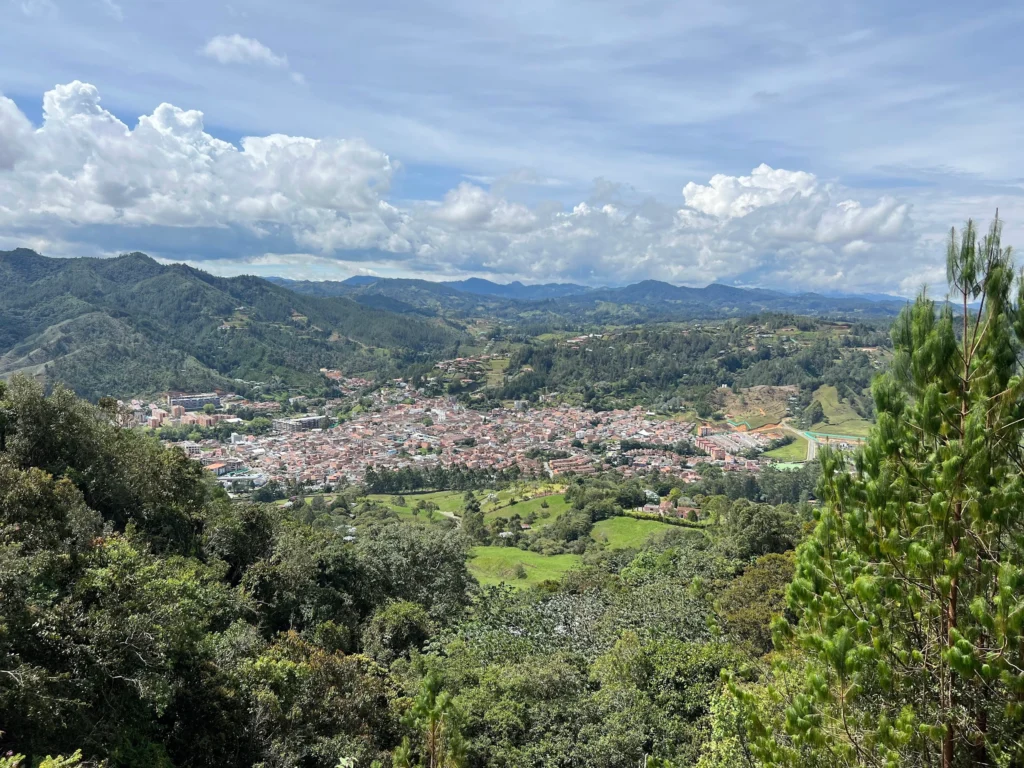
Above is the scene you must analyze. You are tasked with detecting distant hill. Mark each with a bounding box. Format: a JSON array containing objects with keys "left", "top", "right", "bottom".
[
  {"left": 556, "top": 280, "right": 910, "bottom": 320},
  {"left": 271, "top": 274, "right": 909, "bottom": 322},
  {"left": 0, "top": 250, "right": 464, "bottom": 400},
  {"left": 442, "top": 277, "right": 591, "bottom": 300},
  {"left": 270, "top": 275, "right": 590, "bottom": 301},
  {"left": 268, "top": 276, "right": 518, "bottom": 317}
]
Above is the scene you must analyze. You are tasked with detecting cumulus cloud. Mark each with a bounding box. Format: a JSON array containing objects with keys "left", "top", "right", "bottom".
[
  {"left": 0, "top": 82, "right": 397, "bottom": 250},
  {"left": 683, "top": 164, "right": 817, "bottom": 218},
  {"left": 432, "top": 183, "right": 536, "bottom": 232},
  {"left": 0, "top": 95, "right": 34, "bottom": 169},
  {"left": 0, "top": 82, "right": 933, "bottom": 293}
]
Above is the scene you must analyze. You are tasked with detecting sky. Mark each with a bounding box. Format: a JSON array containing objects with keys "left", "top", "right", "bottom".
[{"left": 2, "top": 0, "right": 1024, "bottom": 295}]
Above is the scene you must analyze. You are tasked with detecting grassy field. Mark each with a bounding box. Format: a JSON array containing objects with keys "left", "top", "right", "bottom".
[
  {"left": 274, "top": 494, "right": 339, "bottom": 507},
  {"left": 721, "top": 385, "right": 798, "bottom": 429},
  {"left": 485, "top": 493, "right": 570, "bottom": 529},
  {"left": 810, "top": 385, "right": 873, "bottom": 437},
  {"left": 364, "top": 490, "right": 466, "bottom": 524},
  {"left": 363, "top": 484, "right": 568, "bottom": 525},
  {"left": 485, "top": 357, "right": 511, "bottom": 386},
  {"left": 764, "top": 434, "right": 808, "bottom": 462},
  {"left": 474, "top": 483, "right": 564, "bottom": 510},
  {"left": 366, "top": 491, "right": 466, "bottom": 513},
  {"left": 591, "top": 516, "right": 668, "bottom": 549},
  {"left": 468, "top": 546, "right": 582, "bottom": 587}
]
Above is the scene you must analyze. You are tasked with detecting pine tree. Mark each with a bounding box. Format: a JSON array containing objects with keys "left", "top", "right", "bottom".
[
  {"left": 393, "top": 672, "right": 466, "bottom": 768},
  {"left": 745, "top": 215, "right": 1024, "bottom": 766}
]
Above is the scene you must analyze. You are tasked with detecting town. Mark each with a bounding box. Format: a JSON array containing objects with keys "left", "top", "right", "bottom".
[{"left": 127, "top": 378, "right": 785, "bottom": 494}]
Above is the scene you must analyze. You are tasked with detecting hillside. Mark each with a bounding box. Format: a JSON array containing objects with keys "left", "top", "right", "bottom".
[{"left": 0, "top": 250, "right": 465, "bottom": 399}]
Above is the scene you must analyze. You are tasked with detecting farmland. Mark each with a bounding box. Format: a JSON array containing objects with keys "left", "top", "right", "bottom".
[
  {"left": 468, "top": 546, "right": 583, "bottom": 587},
  {"left": 809, "top": 385, "right": 873, "bottom": 437},
  {"left": 764, "top": 433, "right": 809, "bottom": 462},
  {"left": 591, "top": 516, "right": 669, "bottom": 549}
]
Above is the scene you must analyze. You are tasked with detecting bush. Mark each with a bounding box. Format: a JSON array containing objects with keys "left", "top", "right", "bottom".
[{"left": 622, "top": 510, "right": 704, "bottom": 529}]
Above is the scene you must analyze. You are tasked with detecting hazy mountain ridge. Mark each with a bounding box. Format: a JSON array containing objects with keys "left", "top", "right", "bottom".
[{"left": 270, "top": 273, "right": 909, "bottom": 320}]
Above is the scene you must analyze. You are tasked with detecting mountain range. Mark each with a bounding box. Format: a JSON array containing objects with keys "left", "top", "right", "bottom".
[
  {"left": 0, "top": 249, "right": 912, "bottom": 400},
  {"left": 0, "top": 249, "right": 463, "bottom": 400},
  {"left": 268, "top": 274, "right": 910, "bottom": 322},
  {"left": 270, "top": 275, "right": 592, "bottom": 301}
]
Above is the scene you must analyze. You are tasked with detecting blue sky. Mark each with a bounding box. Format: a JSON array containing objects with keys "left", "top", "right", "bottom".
[{"left": 2, "top": 0, "right": 1023, "bottom": 293}]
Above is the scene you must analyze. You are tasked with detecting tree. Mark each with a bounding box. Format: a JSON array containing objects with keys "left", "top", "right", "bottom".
[
  {"left": 801, "top": 400, "right": 824, "bottom": 427},
  {"left": 204, "top": 502, "right": 279, "bottom": 584},
  {"left": 393, "top": 672, "right": 466, "bottom": 768},
  {"left": 248, "top": 416, "right": 273, "bottom": 435},
  {"left": 252, "top": 480, "right": 284, "bottom": 503},
  {"left": 232, "top": 631, "right": 394, "bottom": 767},
  {"left": 0, "top": 752, "right": 88, "bottom": 768},
  {"left": 355, "top": 525, "right": 472, "bottom": 625},
  {"left": 363, "top": 601, "right": 433, "bottom": 664},
  {"left": 716, "top": 553, "right": 795, "bottom": 655},
  {"left": 723, "top": 500, "right": 798, "bottom": 560},
  {"left": 461, "top": 505, "right": 486, "bottom": 543},
  {"left": 703, "top": 495, "right": 729, "bottom": 526},
  {"left": 751, "top": 215, "right": 1024, "bottom": 766},
  {"left": 0, "top": 380, "right": 15, "bottom": 452}
]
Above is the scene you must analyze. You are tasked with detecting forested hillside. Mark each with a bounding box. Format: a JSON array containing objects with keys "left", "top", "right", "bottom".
[
  {"left": 482, "top": 318, "right": 889, "bottom": 415},
  {"left": 0, "top": 250, "right": 465, "bottom": 399}
]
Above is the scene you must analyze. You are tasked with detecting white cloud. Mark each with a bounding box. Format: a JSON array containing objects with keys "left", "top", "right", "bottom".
[
  {"left": 682, "top": 164, "right": 818, "bottom": 218},
  {"left": 0, "top": 95, "right": 34, "bottom": 169},
  {"left": 0, "top": 82, "right": 947, "bottom": 294},
  {"left": 432, "top": 183, "right": 536, "bottom": 232},
  {"left": 202, "top": 34, "right": 288, "bottom": 67},
  {"left": 201, "top": 34, "right": 306, "bottom": 86},
  {"left": 0, "top": 82, "right": 396, "bottom": 250}
]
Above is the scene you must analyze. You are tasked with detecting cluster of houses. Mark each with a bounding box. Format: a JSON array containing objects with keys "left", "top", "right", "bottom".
[
  {"left": 143, "top": 378, "right": 790, "bottom": 495},
  {"left": 175, "top": 386, "right": 775, "bottom": 491}
]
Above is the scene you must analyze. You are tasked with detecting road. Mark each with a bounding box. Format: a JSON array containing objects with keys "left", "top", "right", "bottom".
[
  {"left": 806, "top": 436, "right": 818, "bottom": 461},
  {"left": 779, "top": 421, "right": 818, "bottom": 461},
  {"left": 438, "top": 509, "right": 461, "bottom": 526}
]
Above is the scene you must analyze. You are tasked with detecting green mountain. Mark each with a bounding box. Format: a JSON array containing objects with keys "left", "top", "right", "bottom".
[{"left": 0, "top": 249, "right": 465, "bottom": 399}]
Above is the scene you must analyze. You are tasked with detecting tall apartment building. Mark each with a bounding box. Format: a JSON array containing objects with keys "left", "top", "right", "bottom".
[
  {"left": 273, "top": 415, "right": 329, "bottom": 433},
  {"left": 168, "top": 393, "right": 221, "bottom": 411}
]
